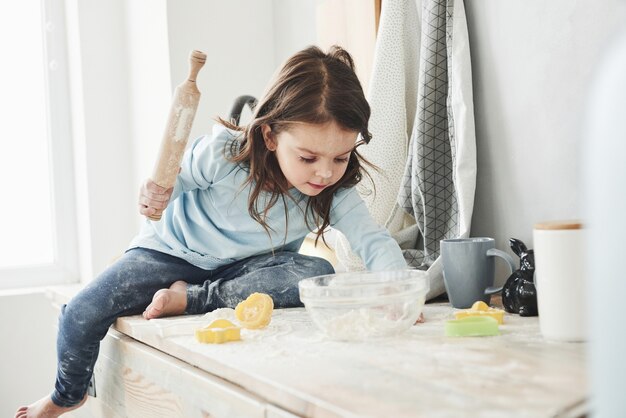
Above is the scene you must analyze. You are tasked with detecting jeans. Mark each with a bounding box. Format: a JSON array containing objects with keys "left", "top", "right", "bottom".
[{"left": 52, "top": 247, "right": 334, "bottom": 407}]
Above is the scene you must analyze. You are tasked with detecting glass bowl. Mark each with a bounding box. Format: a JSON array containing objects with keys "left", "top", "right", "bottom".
[{"left": 298, "top": 270, "right": 429, "bottom": 341}]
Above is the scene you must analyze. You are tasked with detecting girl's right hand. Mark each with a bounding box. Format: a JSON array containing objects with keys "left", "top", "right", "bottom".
[{"left": 138, "top": 179, "right": 173, "bottom": 218}]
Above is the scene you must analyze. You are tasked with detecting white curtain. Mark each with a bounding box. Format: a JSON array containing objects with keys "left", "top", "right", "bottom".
[{"left": 334, "top": 0, "right": 476, "bottom": 300}]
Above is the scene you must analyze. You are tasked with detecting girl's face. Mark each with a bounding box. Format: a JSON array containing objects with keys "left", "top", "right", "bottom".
[{"left": 262, "top": 121, "right": 358, "bottom": 196}]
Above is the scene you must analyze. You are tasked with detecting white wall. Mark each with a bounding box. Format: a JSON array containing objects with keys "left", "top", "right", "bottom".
[
  {"left": 126, "top": 0, "right": 172, "bottom": 225},
  {"left": 465, "top": 0, "right": 626, "bottom": 282},
  {"left": 65, "top": 0, "right": 137, "bottom": 281},
  {"left": 0, "top": 291, "right": 57, "bottom": 416},
  {"left": 273, "top": 0, "right": 318, "bottom": 65}
]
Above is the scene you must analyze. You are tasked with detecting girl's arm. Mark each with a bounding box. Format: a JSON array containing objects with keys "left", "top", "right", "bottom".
[
  {"left": 137, "top": 124, "right": 236, "bottom": 217},
  {"left": 331, "top": 188, "right": 407, "bottom": 271}
]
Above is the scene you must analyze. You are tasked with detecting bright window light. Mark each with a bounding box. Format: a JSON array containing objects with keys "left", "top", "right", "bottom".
[{"left": 0, "top": 2, "right": 55, "bottom": 268}]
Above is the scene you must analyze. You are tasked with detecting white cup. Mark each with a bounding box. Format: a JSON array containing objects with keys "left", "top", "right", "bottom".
[{"left": 533, "top": 220, "right": 587, "bottom": 342}]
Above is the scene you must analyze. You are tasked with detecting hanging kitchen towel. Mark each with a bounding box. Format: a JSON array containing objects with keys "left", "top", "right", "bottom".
[
  {"left": 334, "top": 0, "right": 476, "bottom": 300},
  {"left": 333, "top": 0, "right": 420, "bottom": 272}
]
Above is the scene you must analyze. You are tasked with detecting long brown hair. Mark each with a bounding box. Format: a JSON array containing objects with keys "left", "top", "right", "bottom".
[{"left": 220, "top": 45, "right": 374, "bottom": 245}]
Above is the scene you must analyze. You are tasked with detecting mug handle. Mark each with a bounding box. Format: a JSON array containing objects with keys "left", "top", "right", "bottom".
[{"left": 484, "top": 248, "right": 516, "bottom": 295}]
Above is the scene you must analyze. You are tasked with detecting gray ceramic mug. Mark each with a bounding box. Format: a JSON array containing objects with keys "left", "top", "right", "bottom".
[{"left": 440, "top": 237, "right": 516, "bottom": 309}]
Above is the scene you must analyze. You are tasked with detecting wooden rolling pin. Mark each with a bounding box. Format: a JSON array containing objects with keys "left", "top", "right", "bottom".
[{"left": 148, "top": 50, "right": 207, "bottom": 221}]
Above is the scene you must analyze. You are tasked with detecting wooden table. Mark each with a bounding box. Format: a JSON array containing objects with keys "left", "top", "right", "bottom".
[{"left": 49, "top": 288, "right": 587, "bottom": 418}]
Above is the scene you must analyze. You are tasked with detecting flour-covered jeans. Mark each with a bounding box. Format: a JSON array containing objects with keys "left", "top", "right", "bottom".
[{"left": 52, "top": 247, "right": 334, "bottom": 407}]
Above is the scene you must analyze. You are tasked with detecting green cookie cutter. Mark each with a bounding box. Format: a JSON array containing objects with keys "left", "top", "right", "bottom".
[{"left": 445, "top": 316, "right": 500, "bottom": 337}]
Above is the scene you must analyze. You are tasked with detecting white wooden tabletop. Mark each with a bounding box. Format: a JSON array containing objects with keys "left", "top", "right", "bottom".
[{"left": 108, "top": 303, "right": 587, "bottom": 418}]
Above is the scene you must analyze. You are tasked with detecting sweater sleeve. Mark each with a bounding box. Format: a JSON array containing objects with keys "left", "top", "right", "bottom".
[
  {"left": 170, "top": 124, "right": 238, "bottom": 201},
  {"left": 330, "top": 187, "right": 407, "bottom": 271}
]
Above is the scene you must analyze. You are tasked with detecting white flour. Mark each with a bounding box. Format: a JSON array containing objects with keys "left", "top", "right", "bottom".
[{"left": 200, "top": 307, "right": 237, "bottom": 324}]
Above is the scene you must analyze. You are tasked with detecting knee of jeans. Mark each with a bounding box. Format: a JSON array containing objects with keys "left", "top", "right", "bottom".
[
  {"left": 59, "top": 298, "right": 109, "bottom": 342},
  {"left": 303, "top": 257, "right": 335, "bottom": 277},
  {"left": 60, "top": 300, "right": 90, "bottom": 329}
]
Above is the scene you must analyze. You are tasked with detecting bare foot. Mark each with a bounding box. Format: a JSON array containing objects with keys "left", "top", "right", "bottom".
[
  {"left": 143, "top": 280, "right": 188, "bottom": 319},
  {"left": 15, "top": 393, "right": 87, "bottom": 418}
]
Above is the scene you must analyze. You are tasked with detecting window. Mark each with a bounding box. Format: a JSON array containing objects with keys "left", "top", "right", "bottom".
[{"left": 0, "top": 0, "right": 78, "bottom": 289}]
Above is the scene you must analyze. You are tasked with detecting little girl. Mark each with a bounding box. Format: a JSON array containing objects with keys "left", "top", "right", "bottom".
[{"left": 16, "top": 45, "right": 407, "bottom": 418}]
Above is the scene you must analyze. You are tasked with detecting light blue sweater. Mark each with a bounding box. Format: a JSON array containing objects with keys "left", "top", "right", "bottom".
[{"left": 129, "top": 125, "right": 406, "bottom": 271}]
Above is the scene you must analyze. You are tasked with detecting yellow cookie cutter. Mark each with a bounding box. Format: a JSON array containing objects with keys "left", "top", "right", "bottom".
[
  {"left": 235, "top": 293, "right": 274, "bottom": 329},
  {"left": 195, "top": 319, "right": 241, "bottom": 344},
  {"left": 454, "top": 301, "right": 505, "bottom": 324}
]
